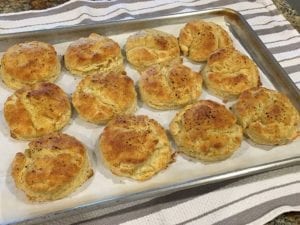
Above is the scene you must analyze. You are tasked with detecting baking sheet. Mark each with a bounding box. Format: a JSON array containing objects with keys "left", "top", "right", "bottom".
[{"left": 0, "top": 9, "right": 299, "bottom": 224}]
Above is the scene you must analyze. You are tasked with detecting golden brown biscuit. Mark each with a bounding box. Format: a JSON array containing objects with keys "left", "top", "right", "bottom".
[
  {"left": 64, "top": 33, "right": 124, "bottom": 77},
  {"left": 139, "top": 59, "right": 202, "bottom": 109},
  {"left": 202, "top": 47, "right": 260, "bottom": 100},
  {"left": 179, "top": 20, "right": 233, "bottom": 62},
  {"left": 72, "top": 71, "right": 136, "bottom": 124},
  {"left": 4, "top": 82, "right": 71, "bottom": 140},
  {"left": 232, "top": 87, "right": 300, "bottom": 145},
  {"left": 125, "top": 29, "right": 180, "bottom": 71},
  {"left": 11, "top": 132, "right": 93, "bottom": 202},
  {"left": 1, "top": 41, "right": 60, "bottom": 90},
  {"left": 170, "top": 100, "right": 243, "bottom": 161},
  {"left": 99, "top": 115, "right": 174, "bottom": 181}
]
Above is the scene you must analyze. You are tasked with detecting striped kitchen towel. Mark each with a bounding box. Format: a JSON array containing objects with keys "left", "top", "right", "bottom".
[
  {"left": 0, "top": 1, "right": 299, "bottom": 225},
  {"left": 50, "top": 165, "right": 300, "bottom": 225}
]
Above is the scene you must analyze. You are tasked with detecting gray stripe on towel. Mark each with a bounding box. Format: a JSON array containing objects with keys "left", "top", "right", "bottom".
[
  {"left": 214, "top": 193, "right": 300, "bottom": 225},
  {"left": 256, "top": 25, "right": 295, "bottom": 35},
  {"left": 177, "top": 180, "right": 300, "bottom": 225},
  {"left": 283, "top": 64, "right": 300, "bottom": 74},
  {"left": 243, "top": 10, "right": 280, "bottom": 19},
  {"left": 270, "top": 42, "right": 300, "bottom": 54}
]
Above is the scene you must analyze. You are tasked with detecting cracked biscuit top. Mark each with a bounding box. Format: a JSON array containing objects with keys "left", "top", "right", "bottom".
[
  {"left": 202, "top": 47, "right": 261, "bottom": 100},
  {"left": 64, "top": 33, "right": 124, "bottom": 77},
  {"left": 4, "top": 82, "right": 71, "bottom": 140},
  {"left": 179, "top": 20, "right": 233, "bottom": 62},
  {"left": 72, "top": 71, "right": 137, "bottom": 124},
  {"left": 139, "top": 59, "right": 202, "bottom": 109},
  {"left": 232, "top": 87, "right": 299, "bottom": 145},
  {"left": 125, "top": 29, "right": 180, "bottom": 71}
]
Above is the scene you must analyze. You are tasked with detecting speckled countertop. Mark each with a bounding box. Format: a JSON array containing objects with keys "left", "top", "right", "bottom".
[
  {"left": 0, "top": 0, "right": 69, "bottom": 13},
  {"left": 273, "top": 0, "right": 300, "bottom": 31},
  {"left": 0, "top": 0, "right": 299, "bottom": 224}
]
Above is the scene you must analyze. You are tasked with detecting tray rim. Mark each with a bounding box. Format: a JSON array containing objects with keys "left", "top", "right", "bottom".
[{"left": 2, "top": 8, "right": 299, "bottom": 225}]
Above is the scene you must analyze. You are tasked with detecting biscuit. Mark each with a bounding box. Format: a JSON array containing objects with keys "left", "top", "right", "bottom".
[
  {"left": 11, "top": 132, "right": 93, "bottom": 202},
  {"left": 232, "top": 87, "right": 300, "bottom": 145},
  {"left": 64, "top": 33, "right": 124, "bottom": 77},
  {"left": 170, "top": 100, "right": 243, "bottom": 161},
  {"left": 179, "top": 20, "right": 233, "bottom": 62},
  {"left": 202, "top": 47, "right": 260, "bottom": 100},
  {"left": 125, "top": 29, "right": 180, "bottom": 71},
  {"left": 72, "top": 71, "right": 137, "bottom": 124},
  {"left": 1, "top": 41, "right": 60, "bottom": 90},
  {"left": 139, "top": 59, "right": 202, "bottom": 109},
  {"left": 99, "top": 115, "right": 174, "bottom": 181},
  {"left": 4, "top": 82, "right": 71, "bottom": 140}
]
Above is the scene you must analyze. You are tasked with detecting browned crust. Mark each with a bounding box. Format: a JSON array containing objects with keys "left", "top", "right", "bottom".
[
  {"left": 178, "top": 20, "right": 233, "bottom": 62},
  {"left": 4, "top": 82, "right": 71, "bottom": 140},
  {"left": 72, "top": 71, "right": 137, "bottom": 124},
  {"left": 64, "top": 33, "right": 124, "bottom": 76},
  {"left": 1, "top": 41, "right": 60, "bottom": 90},
  {"left": 202, "top": 47, "right": 261, "bottom": 100},
  {"left": 139, "top": 60, "right": 202, "bottom": 109},
  {"left": 125, "top": 29, "right": 180, "bottom": 71},
  {"left": 99, "top": 115, "right": 174, "bottom": 181},
  {"left": 11, "top": 132, "right": 93, "bottom": 201},
  {"left": 233, "top": 87, "right": 300, "bottom": 145},
  {"left": 170, "top": 100, "right": 243, "bottom": 161}
]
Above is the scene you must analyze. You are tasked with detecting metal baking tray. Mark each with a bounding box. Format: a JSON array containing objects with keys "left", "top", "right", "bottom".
[{"left": 0, "top": 8, "right": 299, "bottom": 225}]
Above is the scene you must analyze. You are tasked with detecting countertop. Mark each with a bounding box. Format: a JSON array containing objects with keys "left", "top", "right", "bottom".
[
  {"left": 0, "top": 0, "right": 299, "bottom": 225},
  {"left": 273, "top": 0, "right": 300, "bottom": 31}
]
